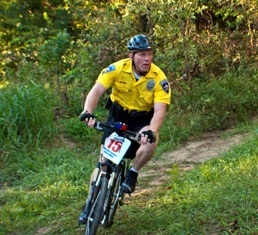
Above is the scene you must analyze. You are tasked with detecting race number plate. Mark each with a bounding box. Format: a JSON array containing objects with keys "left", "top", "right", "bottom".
[{"left": 103, "top": 132, "right": 131, "bottom": 165}]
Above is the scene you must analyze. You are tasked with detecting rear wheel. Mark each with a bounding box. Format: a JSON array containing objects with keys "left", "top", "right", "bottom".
[{"left": 84, "top": 177, "right": 108, "bottom": 235}]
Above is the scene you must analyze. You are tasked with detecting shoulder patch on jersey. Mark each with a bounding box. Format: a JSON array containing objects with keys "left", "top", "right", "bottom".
[
  {"left": 146, "top": 80, "right": 155, "bottom": 91},
  {"left": 102, "top": 64, "right": 116, "bottom": 74},
  {"left": 160, "top": 79, "right": 170, "bottom": 93}
]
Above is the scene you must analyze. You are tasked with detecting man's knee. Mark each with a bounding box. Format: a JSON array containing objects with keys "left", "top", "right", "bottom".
[{"left": 136, "top": 143, "right": 156, "bottom": 159}]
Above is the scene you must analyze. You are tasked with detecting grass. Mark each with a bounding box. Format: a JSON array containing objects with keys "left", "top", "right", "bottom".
[
  {"left": 0, "top": 148, "right": 96, "bottom": 235},
  {"left": 100, "top": 129, "right": 258, "bottom": 235},
  {"left": 0, "top": 81, "right": 57, "bottom": 151},
  {"left": 0, "top": 122, "right": 257, "bottom": 234}
]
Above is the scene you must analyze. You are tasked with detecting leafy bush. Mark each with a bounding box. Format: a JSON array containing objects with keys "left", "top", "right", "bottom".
[
  {"left": 172, "top": 71, "right": 258, "bottom": 132},
  {"left": 60, "top": 117, "right": 97, "bottom": 143}
]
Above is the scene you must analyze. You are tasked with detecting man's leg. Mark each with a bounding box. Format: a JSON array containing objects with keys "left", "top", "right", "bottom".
[{"left": 122, "top": 126, "right": 159, "bottom": 194}]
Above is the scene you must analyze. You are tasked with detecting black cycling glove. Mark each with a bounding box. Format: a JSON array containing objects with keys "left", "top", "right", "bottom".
[
  {"left": 141, "top": 130, "right": 156, "bottom": 143},
  {"left": 79, "top": 111, "right": 96, "bottom": 121}
]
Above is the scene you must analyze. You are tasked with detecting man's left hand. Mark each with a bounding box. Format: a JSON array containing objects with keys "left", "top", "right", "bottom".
[{"left": 141, "top": 130, "right": 156, "bottom": 144}]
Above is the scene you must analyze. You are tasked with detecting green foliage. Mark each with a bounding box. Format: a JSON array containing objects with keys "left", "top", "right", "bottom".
[
  {"left": 39, "top": 30, "right": 70, "bottom": 67},
  {"left": 171, "top": 72, "right": 258, "bottom": 131},
  {"left": 60, "top": 117, "right": 100, "bottom": 143},
  {"left": 0, "top": 81, "right": 57, "bottom": 151},
  {"left": 1, "top": 0, "right": 257, "bottom": 122}
]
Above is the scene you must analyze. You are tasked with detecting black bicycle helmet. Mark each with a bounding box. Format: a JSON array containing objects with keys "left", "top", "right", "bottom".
[{"left": 127, "top": 34, "right": 152, "bottom": 52}]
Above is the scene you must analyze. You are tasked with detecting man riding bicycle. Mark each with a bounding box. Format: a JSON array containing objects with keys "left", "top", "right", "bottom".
[{"left": 79, "top": 34, "right": 171, "bottom": 210}]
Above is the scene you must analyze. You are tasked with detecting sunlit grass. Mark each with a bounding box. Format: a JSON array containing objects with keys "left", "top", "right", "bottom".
[
  {"left": 1, "top": 127, "right": 257, "bottom": 234},
  {"left": 98, "top": 131, "right": 258, "bottom": 235},
  {"left": 0, "top": 147, "right": 97, "bottom": 235},
  {"left": 157, "top": 134, "right": 258, "bottom": 234}
]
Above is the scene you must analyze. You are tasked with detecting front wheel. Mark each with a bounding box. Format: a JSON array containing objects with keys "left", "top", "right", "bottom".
[
  {"left": 103, "top": 163, "right": 125, "bottom": 228},
  {"left": 84, "top": 176, "right": 108, "bottom": 235}
]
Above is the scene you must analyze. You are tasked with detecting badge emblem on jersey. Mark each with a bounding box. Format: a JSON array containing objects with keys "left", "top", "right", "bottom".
[
  {"left": 160, "top": 79, "right": 170, "bottom": 93},
  {"left": 146, "top": 80, "right": 155, "bottom": 91},
  {"left": 102, "top": 64, "right": 116, "bottom": 74}
]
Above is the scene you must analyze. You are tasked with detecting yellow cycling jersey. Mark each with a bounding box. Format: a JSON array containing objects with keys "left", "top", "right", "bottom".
[{"left": 96, "top": 58, "right": 171, "bottom": 112}]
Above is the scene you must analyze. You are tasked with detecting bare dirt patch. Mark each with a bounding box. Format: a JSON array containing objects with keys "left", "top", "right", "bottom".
[
  {"left": 131, "top": 130, "right": 249, "bottom": 197},
  {"left": 34, "top": 227, "right": 51, "bottom": 235}
]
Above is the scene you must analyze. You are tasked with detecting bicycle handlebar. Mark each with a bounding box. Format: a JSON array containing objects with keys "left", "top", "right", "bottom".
[
  {"left": 94, "top": 121, "right": 142, "bottom": 142},
  {"left": 80, "top": 111, "right": 156, "bottom": 142}
]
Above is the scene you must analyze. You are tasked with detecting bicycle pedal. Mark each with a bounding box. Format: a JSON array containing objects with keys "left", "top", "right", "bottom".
[{"left": 78, "top": 214, "right": 87, "bottom": 225}]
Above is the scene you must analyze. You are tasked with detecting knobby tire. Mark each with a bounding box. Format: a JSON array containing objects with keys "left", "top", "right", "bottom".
[
  {"left": 84, "top": 177, "right": 109, "bottom": 235},
  {"left": 103, "top": 162, "right": 125, "bottom": 228}
]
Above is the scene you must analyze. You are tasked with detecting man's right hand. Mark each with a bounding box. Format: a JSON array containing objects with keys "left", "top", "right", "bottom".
[{"left": 79, "top": 111, "right": 96, "bottom": 127}]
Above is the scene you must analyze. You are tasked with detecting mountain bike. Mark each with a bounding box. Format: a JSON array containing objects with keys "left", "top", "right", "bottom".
[{"left": 79, "top": 121, "right": 141, "bottom": 235}]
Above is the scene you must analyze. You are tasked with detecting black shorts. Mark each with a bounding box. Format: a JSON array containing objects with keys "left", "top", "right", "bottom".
[{"left": 101, "top": 113, "right": 152, "bottom": 159}]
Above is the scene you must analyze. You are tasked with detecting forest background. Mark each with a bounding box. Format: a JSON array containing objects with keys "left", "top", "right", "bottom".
[{"left": 0, "top": 0, "right": 258, "bottom": 234}]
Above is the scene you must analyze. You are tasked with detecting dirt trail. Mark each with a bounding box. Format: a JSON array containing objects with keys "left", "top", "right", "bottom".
[
  {"left": 34, "top": 130, "right": 250, "bottom": 235},
  {"left": 130, "top": 131, "right": 249, "bottom": 197}
]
